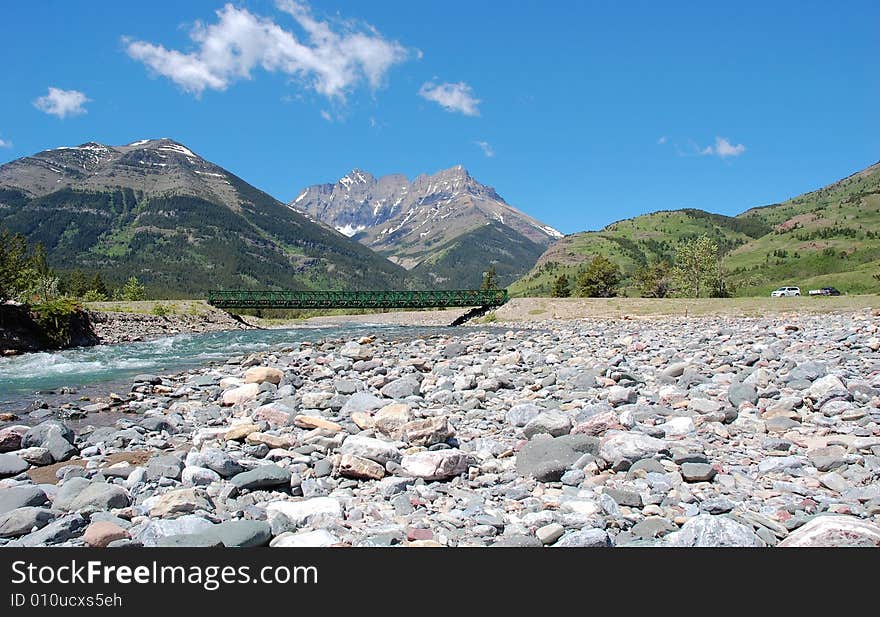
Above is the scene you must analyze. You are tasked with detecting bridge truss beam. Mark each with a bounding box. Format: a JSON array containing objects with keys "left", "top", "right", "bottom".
[{"left": 206, "top": 289, "right": 509, "bottom": 310}]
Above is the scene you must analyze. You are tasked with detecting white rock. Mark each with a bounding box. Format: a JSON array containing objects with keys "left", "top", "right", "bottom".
[
  {"left": 808, "top": 375, "right": 847, "bottom": 400},
  {"left": 181, "top": 466, "right": 221, "bottom": 486},
  {"left": 401, "top": 449, "right": 471, "bottom": 481},
  {"left": 599, "top": 431, "right": 667, "bottom": 465},
  {"left": 779, "top": 515, "right": 880, "bottom": 547},
  {"left": 222, "top": 383, "right": 260, "bottom": 406},
  {"left": 264, "top": 497, "right": 343, "bottom": 527},
  {"left": 270, "top": 529, "right": 340, "bottom": 547},
  {"left": 659, "top": 416, "right": 696, "bottom": 437},
  {"left": 339, "top": 434, "right": 402, "bottom": 465}
]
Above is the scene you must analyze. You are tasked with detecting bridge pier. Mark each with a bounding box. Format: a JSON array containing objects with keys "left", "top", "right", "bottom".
[{"left": 448, "top": 305, "right": 495, "bottom": 326}]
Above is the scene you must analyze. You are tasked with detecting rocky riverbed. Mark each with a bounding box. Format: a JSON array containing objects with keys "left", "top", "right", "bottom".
[{"left": 1, "top": 309, "right": 880, "bottom": 548}]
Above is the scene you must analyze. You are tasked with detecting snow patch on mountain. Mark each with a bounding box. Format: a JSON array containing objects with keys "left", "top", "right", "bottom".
[{"left": 336, "top": 223, "right": 367, "bottom": 237}]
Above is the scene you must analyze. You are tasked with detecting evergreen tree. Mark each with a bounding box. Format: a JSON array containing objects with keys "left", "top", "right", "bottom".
[
  {"left": 121, "top": 276, "right": 147, "bottom": 301},
  {"left": 31, "top": 242, "right": 51, "bottom": 277},
  {"left": 480, "top": 265, "right": 498, "bottom": 290},
  {"left": 0, "top": 229, "right": 36, "bottom": 302},
  {"left": 551, "top": 273, "right": 571, "bottom": 297},
  {"left": 90, "top": 273, "right": 109, "bottom": 298},
  {"left": 65, "top": 269, "right": 90, "bottom": 298},
  {"left": 634, "top": 260, "right": 672, "bottom": 298},
  {"left": 575, "top": 255, "right": 622, "bottom": 298}
]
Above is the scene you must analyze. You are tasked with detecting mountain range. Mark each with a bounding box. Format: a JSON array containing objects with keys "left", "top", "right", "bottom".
[
  {"left": 289, "top": 166, "right": 562, "bottom": 288},
  {"left": 511, "top": 159, "right": 880, "bottom": 296},
  {"left": 0, "top": 139, "right": 407, "bottom": 296},
  {"left": 1, "top": 137, "right": 877, "bottom": 299}
]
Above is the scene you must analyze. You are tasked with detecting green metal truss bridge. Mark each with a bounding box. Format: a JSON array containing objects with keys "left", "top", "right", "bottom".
[{"left": 206, "top": 289, "right": 509, "bottom": 310}]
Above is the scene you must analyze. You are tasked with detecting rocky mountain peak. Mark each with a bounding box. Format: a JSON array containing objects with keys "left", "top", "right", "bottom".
[
  {"left": 337, "top": 168, "right": 376, "bottom": 190},
  {"left": 288, "top": 165, "right": 562, "bottom": 280}
]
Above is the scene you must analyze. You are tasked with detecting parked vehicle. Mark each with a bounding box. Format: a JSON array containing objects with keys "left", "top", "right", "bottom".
[
  {"left": 770, "top": 286, "right": 801, "bottom": 297},
  {"left": 808, "top": 286, "right": 842, "bottom": 296}
]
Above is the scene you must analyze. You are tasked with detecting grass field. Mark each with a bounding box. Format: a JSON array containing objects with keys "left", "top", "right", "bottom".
[{"left": 492, "top": 295, "right": 878, "bottom": 321}]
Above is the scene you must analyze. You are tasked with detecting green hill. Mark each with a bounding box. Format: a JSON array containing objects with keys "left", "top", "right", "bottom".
[
  {"left": 512, "top": 160, "right": 880, "bottom": 297},
  {"left": 726, "top": 161, "right": 880, "bottom": 295},
  {"left": 0, "top": 140, "right": 409, "bottom": 298},
  {"left": 510, "top": 209, "right": 770, "bottom": 296}
]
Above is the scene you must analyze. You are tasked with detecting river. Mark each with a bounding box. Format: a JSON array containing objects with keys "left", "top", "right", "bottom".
[{"left": 0, "top": 323, "right": 459, "bottom": 420}]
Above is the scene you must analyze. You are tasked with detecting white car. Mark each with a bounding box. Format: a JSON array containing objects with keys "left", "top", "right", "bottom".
[{"left": 771, "top": 286, "right": 801, "bottom": 297}]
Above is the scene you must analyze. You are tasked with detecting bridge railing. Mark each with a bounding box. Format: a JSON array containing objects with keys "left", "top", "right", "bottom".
[{"left": 206, "top": 289, "right": 509, "bottom": 310}]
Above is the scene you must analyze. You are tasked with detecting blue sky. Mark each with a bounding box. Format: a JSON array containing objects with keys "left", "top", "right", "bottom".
[{"left": 1, "top": 0, "right": 877, "bottom": 234}]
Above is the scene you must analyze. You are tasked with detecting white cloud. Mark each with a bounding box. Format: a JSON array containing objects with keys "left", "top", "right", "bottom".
[
  {"left": 33, "top": 87, "right": 90, "bottom": 118},
  {"left": 419, "top": 81, "right": 480, "bottom": 116},
  {"left": 657, "top": 136, "right": 668, "bottom": 145},
  {"left": 0, "top": 137, "right": 11, "bottom": 148},
  {"left": 700, "top": 136, "right": 746, "bottom": 158},
  {"left": 320, "top": 109, "right": 333, "bottom": 122},
  {"left": 124, "top": 1, "right": 410, "bottom": 100},
  {"left": 475, "top": 140, "right": 495, "bottom": 157}
]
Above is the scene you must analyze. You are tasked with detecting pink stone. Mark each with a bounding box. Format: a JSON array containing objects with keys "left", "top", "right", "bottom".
[
  {"left": 83, "top": 522, "right": 129, "bottom": 548},
  {"left": 407, "top": 527, "right": 433, "bottom": 541},
  {"left": 572, "top": 410, "right": 623, "bottom": 437}
]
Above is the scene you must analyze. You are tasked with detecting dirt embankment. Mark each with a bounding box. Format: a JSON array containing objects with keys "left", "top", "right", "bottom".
[
  {"left": 1, "top": 302, "right": 253, "bottom": 353},
  {"left": 1, "top": 304, "right": 98, "bottom": 354}
]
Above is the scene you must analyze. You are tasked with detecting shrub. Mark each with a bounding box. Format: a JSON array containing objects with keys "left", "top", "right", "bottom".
[
  {"left": 82, "top": 289, "right": 108, "bottom": 302},
  {"left": 30, "top": 297, "right": 82, "bottom": 348},
  {"left": 151, "top": 303, "right": 171, "bottom": 317}
]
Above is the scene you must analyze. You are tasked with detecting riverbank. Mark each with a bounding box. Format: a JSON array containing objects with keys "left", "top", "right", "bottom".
[
  {"left": 88, "top": 306, "right": 252, "bottom": 345},
  {"left": 288, "top": 295, "right": 880, "bottom": 327},
  {"left": 77, "top": 296, "right": 880, "bottom": 333},
  {"left": 1, "top": 308, "right": 878, "bottom": 547}
]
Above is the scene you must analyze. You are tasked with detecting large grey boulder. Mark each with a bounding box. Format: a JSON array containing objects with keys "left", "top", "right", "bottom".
[
  {"left": 523, "top": 410, "right": 572, "bottom": 439},
  {"left": 146, "top": 455, "right": 184, "bottom": 481},
  {"left": 66, "top": 482, "right": 130, "bottom": 513},
  {"left": 11, "top": 513, "right": 88, "bottom": 546},
  {"left": 22, "top": 421, "right": 74, "bottom": 449},
  {"left": 0, "top": 486, "right": 49, "bottom": 514},
  {"left": 230, "top": 465, "right": 292, "bottom": 490},
  {"left": 0, "top": 454, "right": 29, "bottom": 477},
  {"left": 516, "top": 434, "right": 599, "bottom": 482},
  {"left": 192, "top": 520, "right": 272, "bottom": 548},
  {"left": 554, "top": 529, "right": 612, "bottom": 547},
  {"left": 187, "top": 448, "right": 244, "bottom": 478},
  {"left": 380, "top": 376, "right": 421, "bottom": 399},
  {"left": 23, "top": 421, "right": 77, "bottom": 463},
  {"left": 0, "top": 507, "right": 57, "bottom": 538}
]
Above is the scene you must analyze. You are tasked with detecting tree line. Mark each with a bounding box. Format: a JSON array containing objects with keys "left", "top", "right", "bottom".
[
  {"left": 550, "top": 235, "right": 730, "bottom": 298},
  {"left": 0, "top": 228, "right": 147, "bottom": 306}
]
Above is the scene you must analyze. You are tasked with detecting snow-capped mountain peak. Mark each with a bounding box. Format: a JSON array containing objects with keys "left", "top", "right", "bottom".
[{"left": 288, "top": 166, "right": 562, "bottom": 280}]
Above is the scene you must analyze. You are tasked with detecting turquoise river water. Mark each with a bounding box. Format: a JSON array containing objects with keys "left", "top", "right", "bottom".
[{"left": 0, "top": 324, "right": 456, "bottom": 416}]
